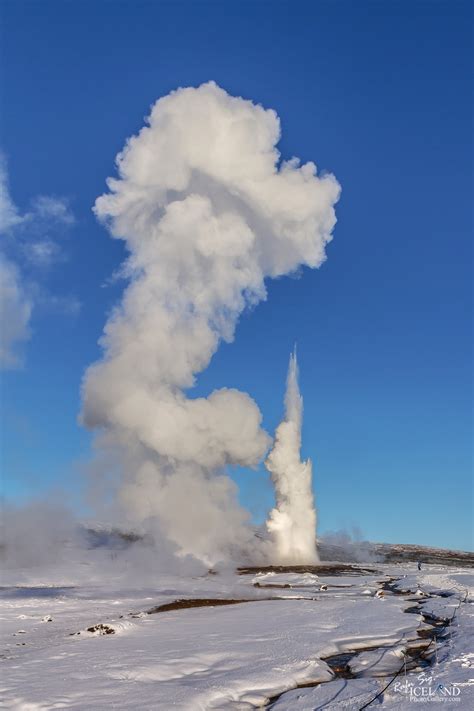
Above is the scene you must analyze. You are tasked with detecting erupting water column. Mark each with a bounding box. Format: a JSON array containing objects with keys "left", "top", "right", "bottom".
[{"left": 265, "top": 350, "right": 319, "bottom": 563}]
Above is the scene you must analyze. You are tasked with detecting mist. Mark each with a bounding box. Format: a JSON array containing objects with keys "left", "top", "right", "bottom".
[
  {"left": 0, "top": 500, "right": 207, "bottom": 586},
  {"left": 79, "top": 82, "right": 340, "bottom": 566}
]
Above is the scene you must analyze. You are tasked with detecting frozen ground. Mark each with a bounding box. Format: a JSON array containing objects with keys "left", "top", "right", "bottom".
[{"left": 0, "top": 560, "right": 472, "bottom": 710}]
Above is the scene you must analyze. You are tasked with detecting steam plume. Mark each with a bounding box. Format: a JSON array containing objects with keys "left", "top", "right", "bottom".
[
  {"left": 266, "top": 350, "right": 319, "bottom": 563},
  {"left": 81, "top": 82, "right": 339, "bottom": 564}
]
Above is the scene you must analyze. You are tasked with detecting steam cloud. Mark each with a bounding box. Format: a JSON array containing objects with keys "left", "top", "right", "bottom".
[
  {"left": 266, "top": 350, "right": 319, "bottom": 563},
  {"left": 0, "top": 161, "right": 31, "bottom": 367},
  {"left": 0, "top": 254, "right": 32, "bottom": 368},
  {"left": 0, "top": 158, "right": 75, "bottom": 368},
  {"left": 82, "top": 82, "right": 340, "bottom": 565}
]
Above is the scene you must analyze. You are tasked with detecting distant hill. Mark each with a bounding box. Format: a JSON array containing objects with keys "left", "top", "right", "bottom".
[{"left": 318, "top": 539, "right": 474, "bottom": 568}]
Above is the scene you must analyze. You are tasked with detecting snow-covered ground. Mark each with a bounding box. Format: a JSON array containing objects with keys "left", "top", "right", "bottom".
[{"left": 0, "top": 561, "right": 472, "bottom": 709}]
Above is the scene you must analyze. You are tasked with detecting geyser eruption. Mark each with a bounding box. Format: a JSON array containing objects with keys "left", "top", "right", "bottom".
[
  {"left": 266, "top": 351, "right": 319, "bottom": 563},
  {"left": 81, "top": 82, "right": 339, "bottom": 565}
]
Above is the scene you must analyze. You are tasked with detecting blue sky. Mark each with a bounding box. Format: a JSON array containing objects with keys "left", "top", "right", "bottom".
[{"left": 0, "top": 0, "right": 472, "bottom": 551}]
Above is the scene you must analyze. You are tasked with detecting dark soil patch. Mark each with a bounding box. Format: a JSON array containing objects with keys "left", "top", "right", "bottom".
[
  {"left": 71, "top": 623, "right": 116, "bottom": 636},
  {"left": 86, "top": 624, "right": 115, "bottom": 635},
  {"left": 254, "top": 581, "right": 353, "bottom": 590},
  {"left": 381, "top": 579, "right": 412, "bottom": 595},
  {"left": 147, "top": 598, "right": 260, "bottom": 614},
  {"left": 238, "top": 564, "right": 379, "bottom": 576}
]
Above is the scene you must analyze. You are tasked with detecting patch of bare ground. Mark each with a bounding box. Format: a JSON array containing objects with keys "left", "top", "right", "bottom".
[
  {"left": 238, "top": 564, "right": 379, "bottom": 576},
  {"left": 147, "top": 598, "right": 268, "bottom": 614},
  {"left": 254, "top": 581, "right": 353, "bottom": 589},
  {"left": 70, "top": 624, "right": 115, "bottom": 636}
]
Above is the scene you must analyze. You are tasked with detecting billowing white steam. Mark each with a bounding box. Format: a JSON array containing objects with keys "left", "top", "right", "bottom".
[
  {"left": 266, "top": 350, "right": 319, "bottom": 563},
  {"left": 81, "top": 82, "right": 339, "bottom": 564}
]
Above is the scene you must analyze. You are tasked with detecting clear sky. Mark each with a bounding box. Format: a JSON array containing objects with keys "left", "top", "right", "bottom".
[{"left": 0, "top": 0, "right": 472, "bottom": 551}]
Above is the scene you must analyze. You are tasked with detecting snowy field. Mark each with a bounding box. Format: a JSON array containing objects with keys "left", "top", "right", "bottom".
[{"left": 1, "top": 560, "right": 472, "bottom": 710}]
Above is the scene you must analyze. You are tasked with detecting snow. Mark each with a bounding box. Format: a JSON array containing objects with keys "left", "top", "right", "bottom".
[{"left": 0, "top": 562, "right": 472, "bottom": 709}]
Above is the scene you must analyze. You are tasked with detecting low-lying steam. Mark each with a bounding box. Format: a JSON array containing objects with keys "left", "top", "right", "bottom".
[
  {"left": 266, "top": 350, "right": 319, "bottom": 563},
  {"left": 81, "top": 82, "right": 339, "bottom": 565}
]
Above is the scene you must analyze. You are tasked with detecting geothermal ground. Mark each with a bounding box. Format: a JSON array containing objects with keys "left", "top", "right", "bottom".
[{"left": 1, "top": 550, "right": 473, "bottom": 710}]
